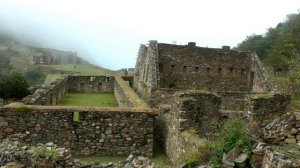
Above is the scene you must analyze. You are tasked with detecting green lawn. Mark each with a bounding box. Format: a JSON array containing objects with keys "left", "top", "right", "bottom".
[
  {"left": 39, "top": 64, "right": 108, "bottom": 76},
  {"left": 44, "top": 74, "right": 62, "bottom": 85},
  {"left": 58, "top": 93, "right": 118, "bottom": 107}
]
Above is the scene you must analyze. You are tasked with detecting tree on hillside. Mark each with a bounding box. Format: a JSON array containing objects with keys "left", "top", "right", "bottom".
[
  {"left": 0, "top": 72, "right": 29, "bottom": 104},
  {"left": 280, "top": 41, "right": 300, "bottom": 84}
]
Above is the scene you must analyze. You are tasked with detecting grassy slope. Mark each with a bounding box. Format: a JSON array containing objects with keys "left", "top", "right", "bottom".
[{"left": 58, "top": 93, "right": 118, "bottom": 107}]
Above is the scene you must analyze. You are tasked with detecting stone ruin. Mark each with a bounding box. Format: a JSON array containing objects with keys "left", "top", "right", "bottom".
[{"left": 0, "top": 40, "right": 298, "bottom": 167}]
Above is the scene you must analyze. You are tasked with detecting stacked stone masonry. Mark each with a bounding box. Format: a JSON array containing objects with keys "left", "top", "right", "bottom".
[
  {"left": 134, "top": 41, "right": 256, "bottom": 100},
  {"left": 0, "top": 105, "right": 154, "bottom": 157}
]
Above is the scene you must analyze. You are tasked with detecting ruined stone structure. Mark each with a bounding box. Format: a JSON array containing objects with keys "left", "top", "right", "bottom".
[
  {"left": 0, "top": 40, "right": 295, "bottom": 166},
  {"left": 30, "top": 47, "right": 85, "bottom": 65},
  {"left": 2, "top": 75, "right": 153, "bottom": 157},
  {"left": 134, "top": 41, "right": 254, "bottom": 96},
  {"left": 133, "top": 41, "right": 273, "bottom": 112},
  {"left": 0, "top": 105, "right": 154, "bottom": 156}
]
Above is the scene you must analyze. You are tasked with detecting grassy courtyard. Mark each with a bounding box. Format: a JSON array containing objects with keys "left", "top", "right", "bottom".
[{"left": 58, "top": 93, "right": 118, "bottom": 107}]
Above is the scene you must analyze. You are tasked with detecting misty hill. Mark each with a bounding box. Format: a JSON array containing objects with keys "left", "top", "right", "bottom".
[{"left": 0, "top": 34, "right": 112, "bottom": 86}]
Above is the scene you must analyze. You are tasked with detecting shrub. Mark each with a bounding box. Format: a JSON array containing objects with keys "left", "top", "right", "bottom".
[
  {"left": 30, "top": 145, "right": 59, "bottom": 165},
  {"left": 209, "top": 118, "right": 252, "bottom": 167}
]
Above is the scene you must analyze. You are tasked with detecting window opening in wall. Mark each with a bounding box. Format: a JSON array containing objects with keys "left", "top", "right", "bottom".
[
  {"left": 73, "top": 112, "right": 80, "bottom": 122},
  {"left": 183, "top": 66, "right": 187, "bottom": 72},
  {"left": 241, "top": 69, "right": 246, "bottom": 75},
  {"left": 159, "top": 64, "right": 163, "bottom": 72},
  {"left": 207, "top": 67, "right": 211, "bottom": 73},
  {"left": 195, "top": 67, "right": 199, "bottom": 73},
  {"left": 170, "top": 65, "right": 175, "bottom": 72},
  {"left": 218, "top": 68, "right": 222, "bottom": 74},
  {"left": 229, "top": 67, "right": 234, "bottom": 72},
  {"left": 80, "top": 83, "right": 84, "bottom": 91}
]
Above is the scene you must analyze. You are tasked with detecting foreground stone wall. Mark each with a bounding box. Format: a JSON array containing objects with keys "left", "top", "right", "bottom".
[
  {"left": 67, "top": 76, "right": 114, "bottom": 93},
  {"left": 0, "top": 104, "right": 154, "bottom": 157}
]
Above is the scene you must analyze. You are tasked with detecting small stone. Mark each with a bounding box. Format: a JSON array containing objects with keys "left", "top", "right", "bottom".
[
  {"left": 291, "top": 128, "right": 298, "bottom": 135},
  {"left": 4, "top": 127, "right": 14, "bottom": 133},
  {"left": 285, "top": 136, "right": 296, "bottom": 144}
]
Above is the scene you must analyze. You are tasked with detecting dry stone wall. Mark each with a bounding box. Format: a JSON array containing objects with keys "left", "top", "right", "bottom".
[
  {"left": 247, "top": 94, "right": 291, "bottom": 125},
  {"left": 0, "top": 104, "right": 154, "bottom": 157},
  {"left": 114, "top": 76, "right": 148, "bottom": 108},
  {"left": 23, "top": 78, "right": 68, "bottom": 105},
  {"left": 156, "top": 91, "right": 222, "bottom": 164}
]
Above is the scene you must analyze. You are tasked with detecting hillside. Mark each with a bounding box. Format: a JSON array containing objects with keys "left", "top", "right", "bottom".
[
  {"left": 0, "top": 35, "right": 112, "bottom": 86},
  {"left": 236, "top": 12, "right": 300, "bottom": 74}
]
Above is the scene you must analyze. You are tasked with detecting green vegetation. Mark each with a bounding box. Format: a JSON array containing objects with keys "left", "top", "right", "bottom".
[
  {"left": 0, "top": 72, "right": 29, "bottom": 103},
  {"left": 236, "top": 12, "right": 300, "bottom": 71},
  {"left": 44, "top": 74, "right": 62, "bottom": 85},
  {"left": 73, "top": 112, "right": 80, "bottom": 122},
  {"left": 24, "top": 67, "right": 46, "bottom": 86},
  {"left": 210, "top": 118, "right": 252, "bottom": 167},
  {"left": 16, "top": 105, "right": 33, "bottom": 112},
  {"left": 39, "top": 64, "right": 108, "bottom": 76},
  {"left": 30, "top": 145, "right": 59, "bottom": 165},
  {"left": 58, "top": 93, "right": 118, "bottom": 107}
]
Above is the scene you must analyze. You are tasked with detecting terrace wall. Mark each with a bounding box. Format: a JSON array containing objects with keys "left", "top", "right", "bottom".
[{"left": 0, "top": 104, "right": 154, "bottom": 157}]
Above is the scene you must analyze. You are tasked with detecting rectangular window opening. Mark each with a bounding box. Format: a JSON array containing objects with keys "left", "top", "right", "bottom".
[
  {"left": 229, "top": 67, "right": 234, "bottom": 72},
  {"left": 207, "top": 68, "right": 211, "bottom": 73},
  {"left": 159, "top": 64, "right": 163, "bottom": 72},
  {"left": 183, "top": 66, "right": 187, "bottom": 72},
  {"left": 195, "top": 67, "right": 199, "bottom": 73},
  {"left": 171, "top": 65, "right": 175, "bottom": 72},
  {"left": 241, "top": 69, "right": 246, "bottom": 75},
  {"left": 218, "top": 68, "right": 222, "bottom": 74}
]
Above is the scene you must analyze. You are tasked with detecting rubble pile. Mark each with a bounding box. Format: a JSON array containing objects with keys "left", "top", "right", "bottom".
[
  {"left": 261, "top": 112, "right": 300, "bottom": 145},
  {"left": 0, "top": 134, "right": 157, "bottom": 168}
]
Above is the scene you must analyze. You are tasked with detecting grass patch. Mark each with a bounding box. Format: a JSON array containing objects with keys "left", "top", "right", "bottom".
[
  {"left": 291, "top": 96, "right": 300, "bottom": 107},
  {"left": 39, "top": 64, "right": 108, "bottom": 76},
  {"left": 44, "top": 74, "right": 62, "bottom": 85},
  {"left": 152, "top": 153, "right": 170, "bottom": 167},
  {"left": 16, "top": 105, "right": 33, "bottom": 112},
  {"left": 58, "top": 93, "right": 118, "bottom": 107}
]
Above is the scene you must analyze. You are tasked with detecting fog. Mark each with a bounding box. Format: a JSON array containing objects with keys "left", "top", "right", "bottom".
[{"left": 0, "top": 0, "right": 299, "bottom": 70}]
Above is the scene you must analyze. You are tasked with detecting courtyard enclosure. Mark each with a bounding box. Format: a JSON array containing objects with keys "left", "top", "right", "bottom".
[{"left": 1, "top": 74, "right": 153, "bottom": 156}]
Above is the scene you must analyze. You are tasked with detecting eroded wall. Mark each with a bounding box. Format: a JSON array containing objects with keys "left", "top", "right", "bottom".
[{"left": 157, "top": 91, "right": 222, "bottom": 163}]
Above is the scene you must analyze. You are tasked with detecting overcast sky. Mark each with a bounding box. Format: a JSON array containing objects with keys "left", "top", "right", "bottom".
[{"left": 0, "top": 0, "right": 299, "bottom": 70}]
